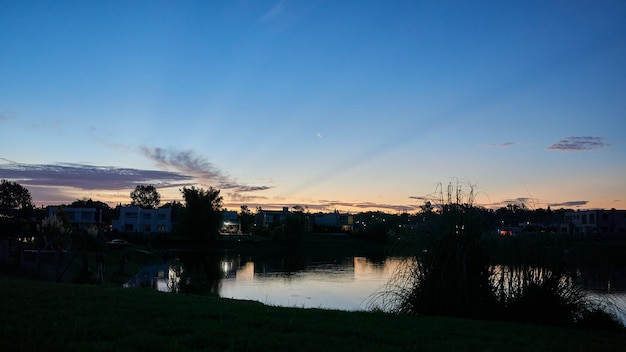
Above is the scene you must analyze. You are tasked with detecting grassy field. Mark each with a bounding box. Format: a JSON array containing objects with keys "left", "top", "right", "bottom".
[{"left": 1, "top": 277, "right": 626, "bottom": 352}]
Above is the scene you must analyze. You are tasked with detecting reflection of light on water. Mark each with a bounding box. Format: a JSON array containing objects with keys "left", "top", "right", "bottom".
[
  {"left": 221, "top": 261, "right": 231, "bottom": 274},
  {"left": 236, "top": 262, "right": 254, "bottom": 280},
  {"left": 219, "top": 257, "right": 415, "bottom": 311},
  {"left": 585, "top": 292, "right": 626, "bottom": 326},
  {"left": 162, "top": 266, "right": 180, "bottom": 292},
  {"left": 126, "top": 257, "right": 626, "bottom": 322}
]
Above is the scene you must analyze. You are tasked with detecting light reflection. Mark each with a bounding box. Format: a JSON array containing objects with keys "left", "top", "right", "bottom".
[
  {"left": 219, "top": 257, "right": 414, "bottom": 310},
  {"left": 124, "top": 256, "right": 626, "bottom": 322}
]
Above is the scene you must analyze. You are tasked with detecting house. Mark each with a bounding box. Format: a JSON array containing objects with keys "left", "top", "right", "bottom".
[
  {"left": 112, "top": 206, "right": 172, "bottom": 233},
  {"left": 313, "top": 211, "right": 354, "bottom": 232},
  {"left": 256, "top": 207, "right": 291, "bottom": 228},
  {"left": 47, "top": 207, "right": 97, "bottom": 230},
  {"left": 563, "top": 209, "right": 626, "bottom": 236},
  {"left": 255, "top": 207, "right": 313, "bottom": 232},
  {"left": 220, "top": 210, "right": 241, "bottom": 235}
]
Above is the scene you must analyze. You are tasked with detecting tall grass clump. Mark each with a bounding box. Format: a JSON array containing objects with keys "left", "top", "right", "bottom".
[
  {"left": 372, "top": 181, "right": 495, "bottom": 319},
  {"left": 371, "top": 181, "right": 625, "bottom": 330}
]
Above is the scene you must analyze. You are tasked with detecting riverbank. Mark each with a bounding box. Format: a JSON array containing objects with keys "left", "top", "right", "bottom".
[
  {"left": 215, "top": 233, "right": 387, "bottom": 258},
  {"left": 2, "top": 277, "right": 625, "bottom": 352}
]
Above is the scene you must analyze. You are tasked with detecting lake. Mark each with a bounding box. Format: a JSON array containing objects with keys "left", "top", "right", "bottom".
[{"left": 124, "top": 252, "right": 626, "bottom": 324}]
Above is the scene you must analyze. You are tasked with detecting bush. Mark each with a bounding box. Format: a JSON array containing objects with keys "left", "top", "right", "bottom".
[{"left": 375, "top": 182, "right": 625, "bottom": 330}]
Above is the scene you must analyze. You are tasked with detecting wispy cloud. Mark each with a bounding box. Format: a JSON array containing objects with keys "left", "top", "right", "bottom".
[
  {"left": 547, "top": 136, "right": 609, "bottom": 151},
  {"left": 319, "top": 200, "right": 419, "bottom": 213},
  {"left": 0, "top": 111, "right": 14, "bottom": 122},
  {"left": 549, "top": 200, "right": 589, "bottom": 208},
  {"left": 501, "top": 197, "right": 532, "bottom": 205},
  {"left": 487, "top": 141, "right": 517, "bottom": 148},
  {"left": 0, "top": 158, "right": 192, "bottom": 190},
  {"left": 140, "top": 146, "right": 271, "bottom": 193},
  {"left": 259, "top": 0, "right": 286, "bottom": 22}
]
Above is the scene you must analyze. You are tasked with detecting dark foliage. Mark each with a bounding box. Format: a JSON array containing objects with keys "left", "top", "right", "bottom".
[
  {"left": 130, "top": 185, "right": 161, "bottom": 209},
  {"left": 179, "top": 186, "right": 223, "bottom": 245},
  {"left": 170, "top": 251, "right": 222, "bottom": 295},
  {"left": 399, "top": 204, "right": 495, "bottom": 319},
  {"left": 375, "top": 182, "right": 624, "bottom": 331},
  {"left": 0, "top": 179, "right": 33, "bottom": 210}
]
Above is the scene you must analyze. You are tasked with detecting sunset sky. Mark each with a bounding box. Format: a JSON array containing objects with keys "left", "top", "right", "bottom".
[{"left": 1, "top": 1, "right": 625, "bottom": 213}]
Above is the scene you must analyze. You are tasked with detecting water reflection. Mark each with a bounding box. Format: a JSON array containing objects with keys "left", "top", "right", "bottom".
[
  {"left": 124, "top": 253, "right": 626, "bottom": 319},
  {"left": 218, "top": 256, "right": 410, "bottom": 310}
]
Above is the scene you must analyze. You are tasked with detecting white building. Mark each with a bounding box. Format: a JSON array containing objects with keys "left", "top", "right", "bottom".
[
  {"left": 47, "top": 207, "right": 97, "bottom": 230},
  {"left": 112, "top": 206, "right": 172, "bottom": 233},
  {"left": 563, "top": 209, "right": 626, "bottom": 236}
]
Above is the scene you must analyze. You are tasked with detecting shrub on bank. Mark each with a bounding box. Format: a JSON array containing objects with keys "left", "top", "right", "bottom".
[{"left": 375, "top": 182, "right": 625, "bottom": 331}]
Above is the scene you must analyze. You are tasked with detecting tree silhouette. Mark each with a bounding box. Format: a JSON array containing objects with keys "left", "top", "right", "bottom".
[
  {"left": 239, "top": 205, "right": 254, "bottom": 234},
  {"left": 179, "top": 186, "right": 223, "bottom": 245},
  {"left": 0, "top": 179, "right": 34, "bottom": 210},
  {"left": 129, "top": 185, "right": 161, "bottom": 209}
]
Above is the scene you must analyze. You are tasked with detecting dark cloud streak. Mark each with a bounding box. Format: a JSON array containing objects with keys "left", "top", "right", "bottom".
[
  {"left": 0, "top": 159, "right": 192, "bottom": 190},
  {"left": 549, "top": 200, "right": 589, "bottom": 208},
  {"left": 548, "top": 136, "right": 609, "bottom": 151}
]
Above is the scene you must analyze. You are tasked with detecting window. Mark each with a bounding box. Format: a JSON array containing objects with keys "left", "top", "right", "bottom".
[
  {"left": 124, "top": 224, "right": 134, "bottom": 232},
  {"left": 126, "top": 212, "right": 137, "bottom": 219},
  {"left": 157, "top": 213, "right": 166, "bottom": 220},
  {"left": 582, "top": 214, "right": 587, "bottom": 225},
  {"left": 143, "top": 224, "right": 151, "bottom": 232},
  {"left": 82, "top": 212, "right": 93, "bottom": 220},
  {"left": 143, "top": 213, "right": 151, "bottom": 220},
  {"left": 157, "top": 224, "right": 166, "bottom": 232},
  {"left": 590, "top": 214, "right": 595, "bottom": 224}
]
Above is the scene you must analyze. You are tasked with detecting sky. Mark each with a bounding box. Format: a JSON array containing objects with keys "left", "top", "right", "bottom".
[{"left": 1, "top": 0, "right": 625, "bottom": 213}]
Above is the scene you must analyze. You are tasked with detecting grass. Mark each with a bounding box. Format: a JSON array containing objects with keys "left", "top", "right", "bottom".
[
  {"left": 2, "top": 277, "right": 626, "bottom": 352},
  {"left": 382, "top": 183, "right": 626, "bottom": 329}
]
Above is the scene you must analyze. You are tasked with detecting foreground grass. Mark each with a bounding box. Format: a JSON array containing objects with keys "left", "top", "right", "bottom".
[{"left": 2, "top": 278, "right": 626, "bottom": 351}]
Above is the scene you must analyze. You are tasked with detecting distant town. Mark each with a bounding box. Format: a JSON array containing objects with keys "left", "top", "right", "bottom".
[{"left": 1, "top": 180, "right": 625, "bottom": 243}]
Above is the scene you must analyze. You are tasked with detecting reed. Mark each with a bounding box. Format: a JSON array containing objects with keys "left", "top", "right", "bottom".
[{"left": 372, "top": 181, "right": 624, "bottom": 330}]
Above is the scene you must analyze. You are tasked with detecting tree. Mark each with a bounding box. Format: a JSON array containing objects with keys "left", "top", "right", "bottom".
[
  {"left": 239, "top": 205, "right": 254, "bottom": 234},
  {"left": 160, "top": 200, "right": 184, "bottom": 223},
  {"left": 0, "top": 180, "right": 34, "bottom": 210},
  {"left": 129, "top": 185, "right": 161, "bottom": 209},
  {"left": 179, "top": 186, "right": 223, "bottom": 245},
  {"left": 71, "top": 198, "right": 113, "bottom": 226}
]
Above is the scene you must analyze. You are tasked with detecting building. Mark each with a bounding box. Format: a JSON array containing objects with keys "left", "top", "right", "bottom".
[
  {"left": 47, "top": 207, "right": 97, "bottom": 230},
  {"left": 313, "top": 211, "right": 354, "bottom": 232},
  {"left": 255, "top": 207, "right": 313, "bottom": 232},
  {"left": 256, "top": 207, "right": 291, "bottom": 228},
  {"left": 112, "top": 206, "right": 172, "bottom": 233},
  {"left": 563, "top": 209, "right": 626, "bottom": 236},
  {"left": 220, "top": 210, "right": 241, "bottom": 235}
]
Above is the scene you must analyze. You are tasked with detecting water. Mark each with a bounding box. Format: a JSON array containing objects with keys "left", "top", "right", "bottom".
[
  {"left": 125, "top": 252, "right": 626, "bottom": 323},
  {"left": 125, "top": 255, "right": 410, "bottom": 310},
  {"left": 218, "top": 257, "right": 410, "bottom": 310}
]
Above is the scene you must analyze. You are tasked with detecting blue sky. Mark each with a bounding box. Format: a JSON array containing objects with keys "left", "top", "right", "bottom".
[{"left": 1, "top": 0, "right": 624, "bottom": 212}]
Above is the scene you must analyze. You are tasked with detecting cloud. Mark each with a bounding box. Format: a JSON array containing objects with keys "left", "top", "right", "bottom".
[
  {"left": 140, "top": 146, "right": 271, "bottom": 193},
  {"left": 547, "top": 136, "right": 609, "bottom": 151},
  {"left": 319, "top": 200, "right": 419, "bottom": 213},
  {"left": 0, "top": 111, "right": 14, "bottom": 122},
  {"left": 501, "top": 197, "right": 532, "bottom": 204},
  {"left": 0, "top": 158, "right": 192, "bottom": 190},
  {"left": 549, "top": 200, "right": 589, "bottom": 208},
  {"left": 259, "top": 0, "right": 286, "bottom": 22},
  {"left": 487, "top": 141, "right": 517, "bottom": 148}
]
